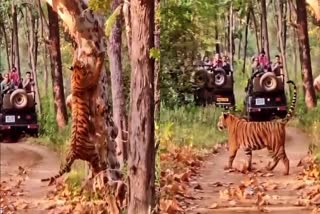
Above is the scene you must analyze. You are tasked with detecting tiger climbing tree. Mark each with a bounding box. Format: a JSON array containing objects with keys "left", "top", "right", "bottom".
[{"left": 43, "top": 0, "right": 120, "bottom": 192}]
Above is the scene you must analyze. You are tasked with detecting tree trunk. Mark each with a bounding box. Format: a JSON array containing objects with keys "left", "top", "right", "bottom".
[
  {"left": 107, "top": 0, "right": 128, "bottom": 167},
  {"left": 293, "top": 28, "right": 298, "bottom": 82},
  {"left": 250, "top": 8, "right": 260, "bottom": 53},
  {"left": 237, "top": 32, "right": 242, "bottom": 61},
  {"left": 38, "top": 0, "right": 50, "bottom": 96},
  {"left": 154, "top": 0, "right": 160, "bottom": 118},
  {"left": 229, "top": 4, "right": 234, "bottom": 70},
  {"left": 12, "top": 4, "right": 21, "bottom": 77},
  {"left": 261, "top": 0, "right": 270, "bottom": 60},
  {"left": 226, "top": 13, "right": 230, "bottom": 53},
  {"left": 27, "top": 9, "right": 42, "bottom": 115},
  {"left": 47, "top": 3, "right": 68, "bottom": 128},
  {"left": 296, "top": 0, "right": 317, "bottom": 108},
  {"left": 215, "top": 23, "right": 220, "bottom": 53},
  {"left": 123, "top": 0, "right": 132, "bottom": 56},
  {"left": 0, "top": 23, "right": 11, "bottom": 70},
  {"left": 276, "top": 0, "right": 290, "bottom": 96},
  {"left": 242, "top": 9, "right": 250, "bottom": 74},
  {"left": 282, "top": 0, "right": 287, "bottom": 51},
  {"left": 128, "top": 0, "right": 155, "bottom": 213},
  {"left": 11, "top": 25, "right": 14, "bottom": 69}
]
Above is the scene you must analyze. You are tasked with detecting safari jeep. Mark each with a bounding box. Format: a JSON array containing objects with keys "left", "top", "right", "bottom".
[
  {"left": 193, "top": 66, "right": 235, "bottom": 109},
  {"left": 0, "top": 88, "right": 39, "bottom": 140},
  {"left": 244, "top": 71, "right": 287, "bottom": 121}
]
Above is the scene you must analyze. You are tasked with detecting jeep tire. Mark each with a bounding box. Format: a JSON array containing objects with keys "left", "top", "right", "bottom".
[
  {"left": 10, "top": 89, "right": 28, "bottom": 109},
  {"left": 260, "top": 72, "right": 278, "bottom": 92},
  {"left": 214, "top": 68, "right": 227, "bottom": 87}
]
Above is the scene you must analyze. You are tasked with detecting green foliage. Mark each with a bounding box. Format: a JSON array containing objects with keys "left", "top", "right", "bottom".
[
  {"left": 159, "top": 105, "right": 227, "bottom": 148},
  {"left": 150, "top": 48, "right": 160, "bottom": 60},
  {"left": 39, "top": 95, "right": 71, "bottom": 145},
  {"left": 88, "top": 0, "right": 112, "bottom": 14},
  {"left": 104, "top": 4, "right": 122, "bottom": 38}
]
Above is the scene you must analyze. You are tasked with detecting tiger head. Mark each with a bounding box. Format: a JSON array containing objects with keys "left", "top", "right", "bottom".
[{"left": 217, "top": 112, "right": 230, "bottom": 131}]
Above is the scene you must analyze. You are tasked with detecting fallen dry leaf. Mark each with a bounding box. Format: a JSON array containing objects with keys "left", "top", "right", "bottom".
[
  {"left": 228, "top": 200, "right": 237, "bottom": 207},
  {"left": 209, "top": 203, "right": 218, "bottom": 209}
]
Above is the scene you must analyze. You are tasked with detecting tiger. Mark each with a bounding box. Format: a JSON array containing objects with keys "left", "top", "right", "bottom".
[
  {"left": 41, "top": 54, "right": 107, "bottom": 185},
  {"left": 217, "top": 80, "right": 297, "bottom": 175}
]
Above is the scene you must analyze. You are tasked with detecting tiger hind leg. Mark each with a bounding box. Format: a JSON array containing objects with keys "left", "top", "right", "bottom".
[
  {"left": 266, "top": 147, "right": 289, "bottom": 175},
  {"left": 281, "top": 152, "right": 290, "bottom": 175}
]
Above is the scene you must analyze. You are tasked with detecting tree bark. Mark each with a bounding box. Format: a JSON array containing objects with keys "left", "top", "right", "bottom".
[
  {"left": 27, "top": 8, "right": 42, "bottom": 115},
  {"left": 38, "top": 0, "right": 49, "bottom": 96},
  {"left": 296, "top": 0, "right": 317, "bottom": 108},
  {"left": 0, "top": 23, "right": 11, "bottom": 70},
  {"left": 229, "top": 4, "right": 234, "bottom": 70},
  {"left": 123, "top": 0, "right": 132, "bottom": 56},
  {"left": 47, "top": 3, "right": 68, "bottom": 128},
  {"left": 215, "top": 23, "right": 220, "bottom": 53},
  {"left": 276, "top": 0, "right": 290, "bottom": 96},
  {"left": 237, "top": 32, "right": 242, "bottom": 61},
  {"left": 293, "top": 28, "right": 298, "bottom": 82},
  {"left": 250, "top": 8, "right": 260, "bottom": 53},
  {"left": 128, "top": 0, "right": 155, "bottom": 213},
  {"left": 242, "top": 9, "right": 250, "bottom": 74},
  {"left": 154, "top": 0, "right": 160, "bottom": 118},
  {"left": 107, "top": 0, "right": 128, "bottom": 167},
  {"left": 12, "top": 4, "right": 21, "bottom": 77},
  {"left": 261, "top": 0, "right": 270, "bottom": 60}
]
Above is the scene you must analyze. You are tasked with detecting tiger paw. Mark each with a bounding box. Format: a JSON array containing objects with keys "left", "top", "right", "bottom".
[
  {"left": 224, "top": 165, "right": 232, "bottom": 170},
  {"left": 224, "top": 166, "right": 236, "bottom": 173}
]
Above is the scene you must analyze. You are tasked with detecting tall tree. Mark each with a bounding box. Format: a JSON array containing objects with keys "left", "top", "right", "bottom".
[
  {"left": 107, "top": 0, "right": 128, "bottom": 166},
  {"left": 47, "top": 3, "right": 69, "bottom": 128},
  {"left": 250, "top": 7, "right": 260, "bottom": 53},
  {"left": 128, "top": 0, "right": 155, "bottom": 213},
  {"left": 26, "top": 6, "right": 42, "bottom": 114},
  {"left": 296, "top": 0, "right": 317, "bottom": 108},
  {"left": 229, "top": 3, "right": 234, "bottom": 70},
  {"left": 261, "top": 0, "right": 270, "bottom": 60},
  {"left": 0, "top": 23, "right": 11, "bottom": 70},
  {"left": 275, "top": 0, "right": 290, "bottom": 95},
  {"left": 154, "top": 0, "right": 160, "bottom": 117},
  {"left": 242, "top": 8, "right": 250, "bottom": 74},
  {"left": 12, "top": 3, "right": 21, "bottom": 76}
]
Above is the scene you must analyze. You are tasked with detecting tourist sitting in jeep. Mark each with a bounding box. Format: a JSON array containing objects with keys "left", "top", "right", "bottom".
[
  {"left": 1, "top": 73, "right": 14, "bottom": 95},
  {"left": 271, "top": 54, "right": 283, "bottom": 76},
  {"left": 22, "top": 71, "right": 35, "bottom": 93},
  {"left": 222, "top": 55, "right": 232, "bottom": 74}
]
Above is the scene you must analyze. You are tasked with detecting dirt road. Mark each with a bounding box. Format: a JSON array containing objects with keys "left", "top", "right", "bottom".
[
  {"left": 0, "top": 139, "right": 60, "bottom": 213},
  {"left": 186, "top": 127, "right": 315, "bottom": 214}
]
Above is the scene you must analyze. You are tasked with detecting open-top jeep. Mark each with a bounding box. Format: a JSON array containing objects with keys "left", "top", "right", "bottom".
[
  {"left": 0, "top": 88, "right": 39, "bottom": 140},
  {"left": 244, "top": 70, "right": 288, "bottom": 121},
  {"left": 193, "top": 65, "right": 235, "bottom": 109}
]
